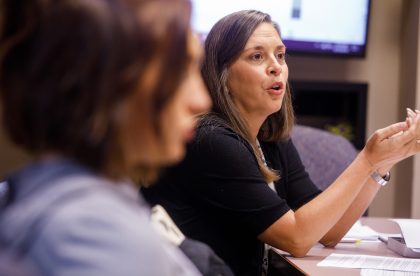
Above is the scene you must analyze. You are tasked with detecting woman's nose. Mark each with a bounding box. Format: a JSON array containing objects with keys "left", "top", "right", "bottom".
[
  {"left": 267, "top": 59, "right": 282, "bottom": 76},
  {"left": 190, "top": 76, "right": 211, "bottom": 115}
]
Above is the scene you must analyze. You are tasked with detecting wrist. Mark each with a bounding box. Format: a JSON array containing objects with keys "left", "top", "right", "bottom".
[
  {"left": 371, "top": 170, "right": 391, "bottom": 186},
  {"left": 377, "top": 166, "right": 392, "bottom": 176},
  {"left": 357, "top": 150, "right": 376, "bottom": 173}
]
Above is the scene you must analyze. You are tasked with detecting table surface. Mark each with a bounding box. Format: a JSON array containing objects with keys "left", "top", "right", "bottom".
[{"left": 276, "top": 217, "right": 403, "bottom": 275}]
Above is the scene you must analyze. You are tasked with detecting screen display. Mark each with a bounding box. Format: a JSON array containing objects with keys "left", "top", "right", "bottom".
[{"left": 191, "top": 0, "right": 371, "bottom": 57}]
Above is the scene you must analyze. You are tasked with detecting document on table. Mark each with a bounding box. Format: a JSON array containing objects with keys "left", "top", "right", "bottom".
[
  {"left": 317, "top": 254, "right": 420, "bottom": 272},
  {"left": 361, "top": 269, "right": 420, "bottom": 276},
  {"left": 341, "top": 220, "right": 379, "bottom": 242}
]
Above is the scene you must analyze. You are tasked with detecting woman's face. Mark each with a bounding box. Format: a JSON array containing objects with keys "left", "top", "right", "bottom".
[
  {"left": 227, "top": 22, "right": 288, "bottom": 121},
  {"left": 157, "top": 33, "right": 211, "bottom": 164},
  {"left": 119, "top": 32, "right": 211, "bottom": 169}
]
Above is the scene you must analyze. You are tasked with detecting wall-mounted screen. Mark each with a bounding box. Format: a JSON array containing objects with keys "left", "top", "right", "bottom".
[{"left": 191, "top": 0, "right": 371, "bottom": 57}]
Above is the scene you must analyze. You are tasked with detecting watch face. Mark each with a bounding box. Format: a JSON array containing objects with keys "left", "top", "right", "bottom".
[{"left": 378, "top": 178, "right": 387, "bottom": 186}]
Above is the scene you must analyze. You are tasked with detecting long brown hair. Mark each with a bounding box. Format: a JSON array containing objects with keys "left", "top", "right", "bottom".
[
  {"left": 201, "top": 10, "right": 294, "bottom": 183},
  {"left": 0, "top": 0, "right": 192, "bottom": 179}
]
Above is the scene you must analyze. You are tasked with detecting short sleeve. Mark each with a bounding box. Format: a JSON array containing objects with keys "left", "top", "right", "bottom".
[
  {"left": 270, "top": 139, "right": 322, "bottom": 210},
  {"left": 183, "top": 127, "right": 291, "bottom": 236}
]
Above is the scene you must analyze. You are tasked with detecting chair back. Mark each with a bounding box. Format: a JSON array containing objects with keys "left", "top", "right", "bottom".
[{"left": 291, "top": 125, "right": 358, "bottom": 191}]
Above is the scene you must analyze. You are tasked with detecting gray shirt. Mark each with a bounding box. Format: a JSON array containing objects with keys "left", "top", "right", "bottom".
[{"left": 0, "top": 159, "right": 200, "bottom": 276}]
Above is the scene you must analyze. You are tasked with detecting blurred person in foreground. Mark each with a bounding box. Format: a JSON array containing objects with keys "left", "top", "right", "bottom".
[{"left": 0, "top": 0, "right": 214, "bottom": 275}]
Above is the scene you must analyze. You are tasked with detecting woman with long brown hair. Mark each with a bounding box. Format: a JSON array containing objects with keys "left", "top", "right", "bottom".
[{"left": 143, "top": 10, "right": 420, "bottom": 275}]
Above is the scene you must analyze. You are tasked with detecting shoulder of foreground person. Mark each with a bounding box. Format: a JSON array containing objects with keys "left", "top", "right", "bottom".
[
  {"left": 1, "top": 173, "right": 200, "bottom": 276},
  {"left": 31, "top": 182, "right": 201, "bottom": 276}
]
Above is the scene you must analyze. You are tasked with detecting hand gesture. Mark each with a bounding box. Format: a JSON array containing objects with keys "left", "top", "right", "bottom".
[{"left": 361, "top": 108, "right": 420, "bottom": 170}]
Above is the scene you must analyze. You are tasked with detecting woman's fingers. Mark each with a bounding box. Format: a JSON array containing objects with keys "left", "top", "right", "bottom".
[
  {"left": 394, "top": 117, "right": 418, "bottom": 145},
  {"left": 375, "top": 121, "right": 408, "bottom": 141},
  {"left": 401, "top": 116, "right": 420, "bottom": 155},
  {"left": 407, "top": 108, "right": 417, "bottom": 118},
  {"left": 412, "top": 113, "right": 420, "bottom": 136},
  {"left": 415, "top": 114, "right": 420, "bottom": 150},
  {"left": 364, "top": 109, "right": 420, "bottom": 168},
  {"left": 405, "top": 107, "right": 420, "bottom": 128}
]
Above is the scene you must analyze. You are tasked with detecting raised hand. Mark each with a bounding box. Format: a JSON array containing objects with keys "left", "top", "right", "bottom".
[
  {"left": 361, "top": 110, "right": 420, "bottom": 171},
  {"left": 406, "top": 108, "right": 420, "bottom": 131}
]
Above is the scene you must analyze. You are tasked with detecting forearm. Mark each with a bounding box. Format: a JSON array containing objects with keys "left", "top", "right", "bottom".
[
  {"left": 261, "top": 117, "right": 419, "bottom": 256},
  {"left": 319, "top": 162, "right": 392, "bottom": 246},
  {"left": 297, "top": 153, "right": 373, "bottom": 234},
  {"left": 319, "top": 176, "right": 380, "bottom": 246},
  {"left": 261, "top": 152, "right": 375, "bottom": 256}
]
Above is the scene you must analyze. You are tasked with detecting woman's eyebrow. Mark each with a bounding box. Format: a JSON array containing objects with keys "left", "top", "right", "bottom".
[
  {"left": 278, "top": 45, "right": 286, "bottom": 51},
  {"left": 243, "top": 45, "right": 265, "bottom": 52},
  {"left": 243, "top": 44, "right": 286, "bottom": 52}
]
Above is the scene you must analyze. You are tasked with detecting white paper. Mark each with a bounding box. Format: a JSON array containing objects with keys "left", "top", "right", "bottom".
[
  {"left": 317, "top": 254, "right": 420, "bottom": 272},
  {"left": 341, "top": 220, "right": 379, "bottom": 241},
  {"left": 361, "top": 269, "right": 420, "bottom": 276},
  {"left": 391, "top": 219, "right": 420, "bottom": 249}
]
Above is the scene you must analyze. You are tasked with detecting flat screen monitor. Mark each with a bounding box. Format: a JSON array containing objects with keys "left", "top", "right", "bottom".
[{"left": 191, "top": 0, "right": 371, "bottom": 57}]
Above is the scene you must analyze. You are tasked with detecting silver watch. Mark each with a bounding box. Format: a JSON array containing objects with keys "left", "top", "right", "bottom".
[{"left": 371, "top": 171, "right": 391, "bottom": 186}]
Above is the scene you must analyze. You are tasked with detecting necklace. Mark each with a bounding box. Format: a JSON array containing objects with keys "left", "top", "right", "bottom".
[
  {"left": 256, "top": 138, "right": 276, "bottom": 276},
  {"left": 256, "top": 139, "right": 268, "bottom": 167}
]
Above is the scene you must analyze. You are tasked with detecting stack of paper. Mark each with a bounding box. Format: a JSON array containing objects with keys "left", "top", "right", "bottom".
[
  {"left": 361, "top": 269, "right": 420, "bottom": 275},
  {"left": 318, "top": 254, "right": 420, "bottom": 272},
  {"left": 341, "top": 220, "right": 379, "bottom": 242}
]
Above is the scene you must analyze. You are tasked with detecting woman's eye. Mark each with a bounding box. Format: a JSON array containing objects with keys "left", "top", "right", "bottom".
[
  {"left": 250, "top": 53, "right": 263, "bottom": 61},
  {"left": 277, "top": 52, "right": 286, "bottom": 61}
]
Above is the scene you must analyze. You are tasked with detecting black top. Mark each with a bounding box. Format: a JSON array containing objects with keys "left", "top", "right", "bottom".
[{"left": 142, "top": 122, "right": 321, "bottom": 276}]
